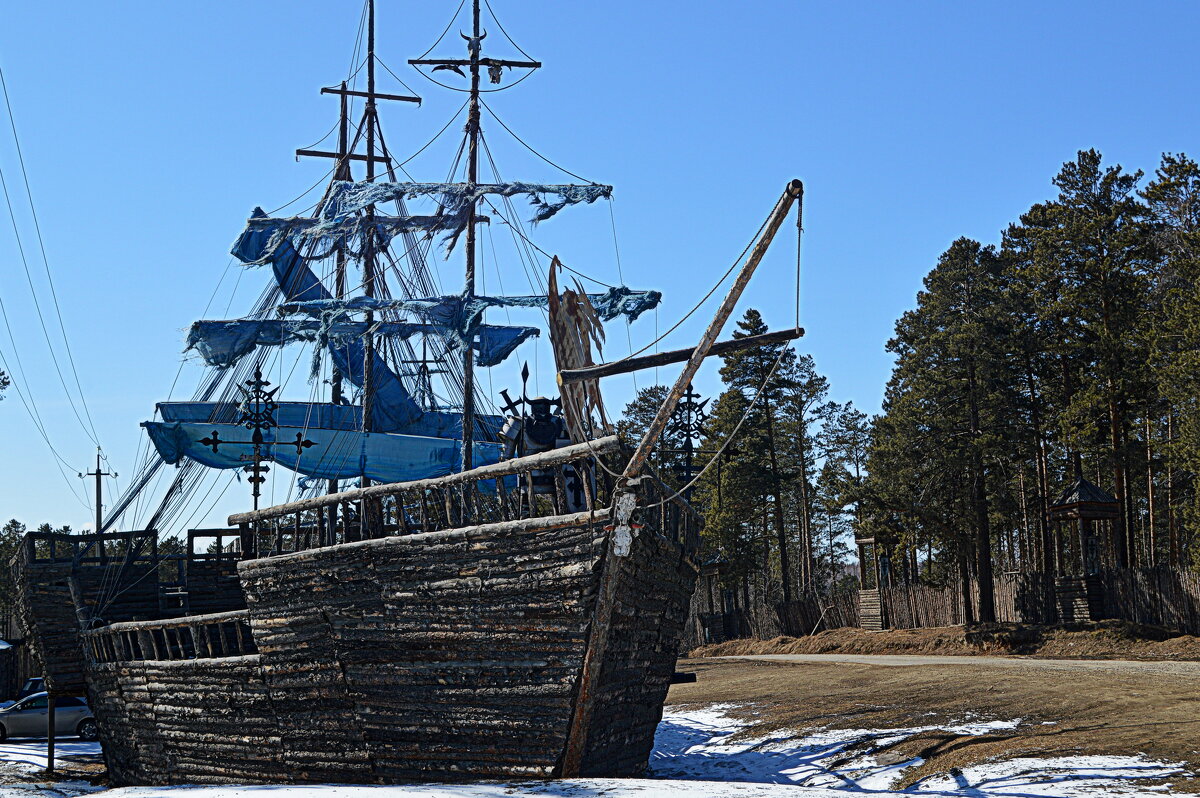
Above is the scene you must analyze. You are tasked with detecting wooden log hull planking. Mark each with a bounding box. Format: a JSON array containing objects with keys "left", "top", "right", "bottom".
[{"left": 69, "top": 501, "right": 698, "bottom": 786}]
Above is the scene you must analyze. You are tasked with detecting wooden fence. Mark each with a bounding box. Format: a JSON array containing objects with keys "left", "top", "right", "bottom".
[
  {"left": 777, "top": 591, "right": 860, "bottom": 636},
  {"left": 1095, "top": 568, "right": 1200, "bottom": 633},
  {"left": 724, "top": 567, "right": 1200, "bottom": 641},
  {"left": 855, "top": 568, "right": 1200, "bottom": 634}
]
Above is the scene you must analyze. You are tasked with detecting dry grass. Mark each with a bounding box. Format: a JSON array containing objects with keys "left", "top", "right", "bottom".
[
  {"left": 668, "top": 654, "right": 1200, "bottom": 793},
  {"left": 690, "top": 620, "right": 1200, "bottom": 661}
]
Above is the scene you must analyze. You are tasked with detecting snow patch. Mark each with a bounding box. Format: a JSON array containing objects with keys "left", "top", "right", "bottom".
[
  {"left": 0, "top": 705, "right": 1189, "bottom": 797},
  {"left": 650, "top": 704, "right": 1190, "bottom": 796}
]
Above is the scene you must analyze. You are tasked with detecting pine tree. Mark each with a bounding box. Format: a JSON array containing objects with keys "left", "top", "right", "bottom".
[
  {"left": 715, "top": 310, "right": 799, "bottom": 602},
  {"left": 1142, "top": 153, "right": 1200, "bottom": 563},
  {"left": 1016, "top": 150, "right": 1153, "bottom": 567}
]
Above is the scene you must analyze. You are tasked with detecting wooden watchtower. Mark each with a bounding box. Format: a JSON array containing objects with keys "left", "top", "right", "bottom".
[{"left": 1048, "top": 468, "right": 1119, "bottom": 622}]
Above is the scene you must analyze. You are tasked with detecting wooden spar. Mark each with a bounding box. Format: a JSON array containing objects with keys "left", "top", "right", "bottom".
[
  {"left": 556, "top": 327, "right": 804, "bottom": 385},
  {"left": 294, "top": 149, "right": 392, "bottom": 164},
  {"left": 409, "top": 57, "right": 541, "bottom": 69},
  {"left": 227, "top": 434, "right": 621, "bottom": 525},
  {"left": 561, "top": 179, "right": 804, "bottom": 777},
  {"left": 319, "top": 87, "right": 421, "bottom": 103},
  {"left": 621, "top": 179, "right": 803, "bottom": 481}
]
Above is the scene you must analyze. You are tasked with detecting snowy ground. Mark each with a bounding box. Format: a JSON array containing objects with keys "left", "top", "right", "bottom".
[{"left": 0, "top": 705, "right": 1191, "bottom": 797}]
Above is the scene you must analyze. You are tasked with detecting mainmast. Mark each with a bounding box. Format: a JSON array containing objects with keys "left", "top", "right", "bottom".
[
  {"left": 362, "top": 0, "right": 378, "bottom": 457},
  {"left": 410, "top": 0, "right": 540, "bottom": 471},
  {"left": 460, "top": 0, "right": 482, "bottom": 472},
  {"left": 297, "top": 0, "right": 420, "bottom": 497}
]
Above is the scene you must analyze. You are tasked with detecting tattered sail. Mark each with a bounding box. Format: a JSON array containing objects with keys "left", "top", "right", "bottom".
[
  {"left": 185, "top": 319, "right": 539, "bottom": 370},
  {"left": 237, "top": 180, "right": 614, "bottom": 258},
  {"left": 548, "top": 257, "right": 611, "bottom": 443}
]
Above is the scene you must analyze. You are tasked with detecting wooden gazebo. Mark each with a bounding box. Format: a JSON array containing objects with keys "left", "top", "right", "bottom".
[{"left": 1048, "top": 467, "right": 1119, "bottom": 622}]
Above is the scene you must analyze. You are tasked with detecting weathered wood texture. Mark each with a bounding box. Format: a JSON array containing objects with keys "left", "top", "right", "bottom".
[
  {"left": 576, "top": 515, "right": 697, "bottom": 776},
  {"left": 87, "top": 656, "right": 274, "bottom": 785},
  {"left": 184, "top": 560, "right": 246, "bottom": 616},
  {"left": 240, "top": 512, "right": 609, "bottom": 783},
  {"left": 83, "top": 500, "right": 698, "bottom": 786},
  {"left": 12, "top": 556, "right": 158, "bottom": 694}
]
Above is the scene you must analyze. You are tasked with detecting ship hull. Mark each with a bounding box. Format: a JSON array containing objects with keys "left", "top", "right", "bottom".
[{"left": 82, "top": 508, "right": 697, "bottom": 785}]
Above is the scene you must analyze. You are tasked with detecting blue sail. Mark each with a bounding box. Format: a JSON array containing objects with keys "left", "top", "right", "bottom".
[
  {"left": 144, "top": 420, "right": 505, "bottom": 484},
  {"left": 231, "top": 208, "right": 425, "bottom": 433}
]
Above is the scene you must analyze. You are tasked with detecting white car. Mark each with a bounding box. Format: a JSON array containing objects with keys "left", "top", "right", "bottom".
[{"left": 0, "top": 692, "right": 98, "bottom": 741}]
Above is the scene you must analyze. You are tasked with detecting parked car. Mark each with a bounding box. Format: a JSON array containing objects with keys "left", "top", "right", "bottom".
[
  {"left": 0, "top": 692, "right": 97, "bottom": 741},
  {"left": 15, "top": 678, "right": 44, "bottom": 700}
]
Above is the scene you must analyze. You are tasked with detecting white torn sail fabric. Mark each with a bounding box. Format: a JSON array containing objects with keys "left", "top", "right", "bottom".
[
  {"left": 184, "top": 319, "right": 539, "bottom": 370},
  {"left": 234, "top": 180, "right": 614, "bottom": 261}
]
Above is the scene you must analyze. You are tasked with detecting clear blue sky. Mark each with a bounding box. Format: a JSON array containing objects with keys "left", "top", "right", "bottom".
[{"left": 0, "top": 1, "right": 1195, "bottom": 532}]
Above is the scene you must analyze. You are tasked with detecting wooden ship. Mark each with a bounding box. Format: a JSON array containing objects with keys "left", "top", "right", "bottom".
[{"left": 13, "top": 0, "right": 805, "bottom": 786}]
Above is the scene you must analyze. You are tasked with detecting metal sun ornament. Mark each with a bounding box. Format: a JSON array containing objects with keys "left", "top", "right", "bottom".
[{"left": 664, "top": 383, "right": 710, "bottom": 489}]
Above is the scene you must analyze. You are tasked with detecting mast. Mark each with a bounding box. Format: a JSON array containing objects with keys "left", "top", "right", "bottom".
[
  {"left": 362, "top": 0, "right": 378, "bottom": 450},
  {"left": 460, "top": 0, "right": 483, "bottom": 471},
  {"left": 328, "top": 81, "right": 351, "bottom": 527},
  {"left": 407, "top": 4, "right": 540, "bottom": 471}
]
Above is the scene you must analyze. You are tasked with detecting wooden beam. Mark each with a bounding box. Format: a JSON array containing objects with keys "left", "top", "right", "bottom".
[
  {"left": 409, "top": 58, "right": 541, "bottom": 69},
  {"left": 320, "top": 86, "right": 421, "bottom": 104},
  {"left": 295, "top": 149, "right": 391, "bottom": 163},
  {"left": 557, "top": 327, "right": 803, "bottom": 385},
  {"left": 620, "top": 180, "right": 804, "bottom": 481}
]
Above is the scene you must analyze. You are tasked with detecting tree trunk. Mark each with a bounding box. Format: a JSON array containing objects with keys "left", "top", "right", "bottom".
[
  {"left": 1146, "top": 414, "right": 1156, "bottom": 567},
  {"left": 958, "top": 546, "right": 975, "bottom": 626},
  {"left": 968, "top": 358, "right": 996, "bottom": 623},
  {"left": 1108, "top": 388, "right": 1131, "bottom": 568},
  {"left": 1025, "top": 359, "right": 1054, "bottom": 575},
  {"left": 762, "top": 402, "right": 792, "bottom": 603}
]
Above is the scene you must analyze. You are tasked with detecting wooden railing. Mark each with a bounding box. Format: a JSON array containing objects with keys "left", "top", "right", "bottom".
[
  {"left": 23, "top": 529, "right": 158, "bottom": 565},
  {"left": 226, "top": 435, "right": 627, "bottom": 558},
  {"left": 83, "top": 609, "right": 257, "bottom": 663}
]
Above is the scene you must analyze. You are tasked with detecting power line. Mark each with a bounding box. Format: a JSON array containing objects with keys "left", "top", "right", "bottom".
[
  {"left": 0, "top": 341, "right": 90, "bottom": 509},
  {"left": 0, "top": 61, "right": 101, "bottom": 445}
]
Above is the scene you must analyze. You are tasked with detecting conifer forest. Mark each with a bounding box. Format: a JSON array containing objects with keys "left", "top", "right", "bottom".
[{"left": 628, "top": 150, "right": 1200, "bottom": 630}]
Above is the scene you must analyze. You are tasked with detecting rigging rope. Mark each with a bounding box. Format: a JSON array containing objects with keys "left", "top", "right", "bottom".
[
  {"left": 414, "top": 0, "right": 469, "bottom": 61},
  {"left": 480, "top": 0, "right": 538, "bottom": 62},
  {"left": 479, "top": 99, "right": 596, "bottom": 184}
]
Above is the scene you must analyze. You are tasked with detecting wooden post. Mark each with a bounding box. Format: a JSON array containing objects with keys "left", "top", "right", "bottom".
[
  {"left": 46, "top": 695, "right": 55, "bottom": 774},
  {"left": 561, "top": 181, "right": 804, "bottom": 778},
  {"left": 621, "top": 180, "right": 803, "bottom": 482}
]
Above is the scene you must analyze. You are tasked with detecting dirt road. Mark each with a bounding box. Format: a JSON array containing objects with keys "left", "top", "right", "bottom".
[
  {"left": 669, "top": 653, "right": 1200, "bottom": 790},
  {"left": 724, "top": 652, "right": 1200, "bottom": 677}
]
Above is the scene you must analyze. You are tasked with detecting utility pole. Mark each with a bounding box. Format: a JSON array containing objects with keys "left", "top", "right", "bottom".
[{"left": 79, "top": 448, "right": 116, "bottom": 534}]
